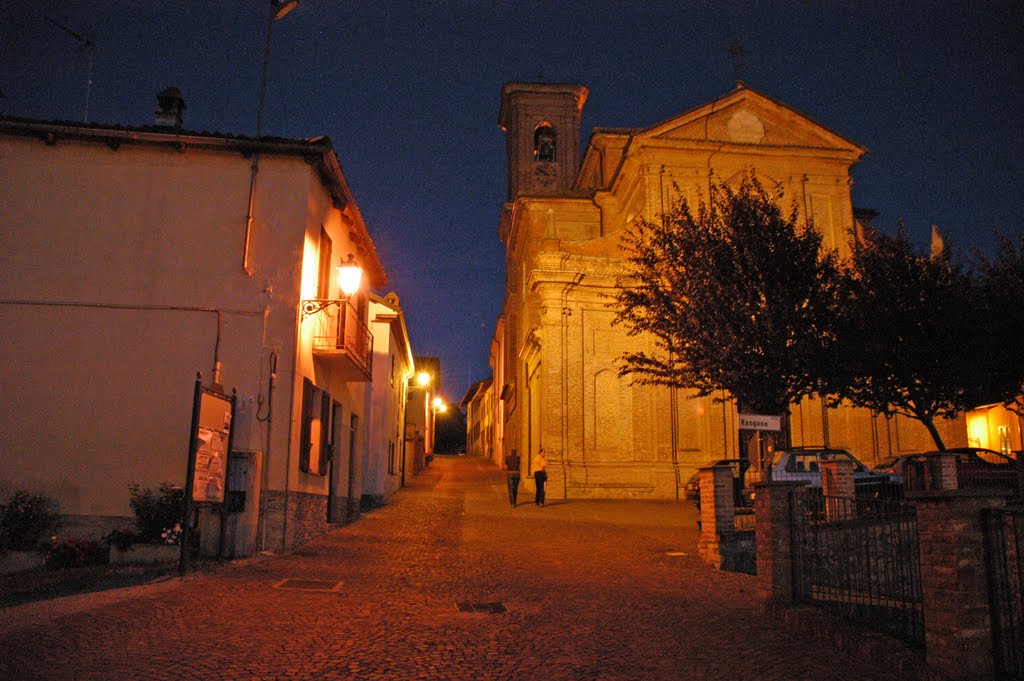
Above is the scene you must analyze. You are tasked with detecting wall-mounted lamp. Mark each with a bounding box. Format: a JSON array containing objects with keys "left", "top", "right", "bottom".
[
  {"left": 337, "top": 253, "right": 363, "bottom": 297},
  {"left": 416, "top": 372, "right": 431, "bottom": 387},
  {"left": 300, "top": 253, "right": 363, "bottom": 320}
]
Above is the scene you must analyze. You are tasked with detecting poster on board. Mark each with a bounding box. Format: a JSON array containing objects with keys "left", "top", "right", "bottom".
[{"left": 191, "top": 390, "right": 232, "bottom": 503}]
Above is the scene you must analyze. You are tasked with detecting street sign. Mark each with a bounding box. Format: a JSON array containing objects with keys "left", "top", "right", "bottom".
[{"left": 738, "top": 413, "right": 782, "bottom": 432}]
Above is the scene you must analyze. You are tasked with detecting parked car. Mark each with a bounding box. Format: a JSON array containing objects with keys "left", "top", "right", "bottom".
[
  {"left": 944, "top": 447, "right": 1015, "bottom": 464},
  {"left": 763, "top": 447, "right": 899, "bottom": 497},
  {"left": 686, "top": 458, "right": 752, "bottom": 507},
  {"left": 873, "top": 448, "right": 1019, "bottom": 493}
]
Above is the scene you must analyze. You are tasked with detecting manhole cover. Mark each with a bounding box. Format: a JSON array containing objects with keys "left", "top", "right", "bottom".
[
  {"left": 274, "top": 579, "right": 342, "bottom": 592},
  {"left": 455, "top": 601, "right": 506, "bottom": 614}
]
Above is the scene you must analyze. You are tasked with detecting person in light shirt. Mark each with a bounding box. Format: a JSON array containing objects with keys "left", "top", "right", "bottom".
[{"left": 533, "top": 449, "right": 547, "bottom": 506}]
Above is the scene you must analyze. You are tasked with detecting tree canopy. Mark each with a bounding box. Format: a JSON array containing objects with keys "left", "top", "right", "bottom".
[
  {"left": 612, "top": 174, "right": 844, "bottom": 416},
  {"left": 825, "top": 224, "right": 981, "bottom": 450},
  {"left": 971, "top": 233, "right": 1024, "bottom": 418}
]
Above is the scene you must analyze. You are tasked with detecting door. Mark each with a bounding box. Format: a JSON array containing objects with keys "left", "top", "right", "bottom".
[
  {"left": 328, "top": 401, "right": 342, "bottom": 522},
  {"left": 347, "top": 413, "right": 359, "bottom": 518}
]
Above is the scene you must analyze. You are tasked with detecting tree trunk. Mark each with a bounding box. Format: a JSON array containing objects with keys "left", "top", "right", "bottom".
[{"left": 921, "top": 417, "right": 946, "bottom": 451}]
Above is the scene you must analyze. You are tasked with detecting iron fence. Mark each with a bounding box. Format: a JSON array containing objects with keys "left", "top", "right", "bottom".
[
  {"left": 983, "top": 506, "right": 1024, "bottom": 680},
  {"left": 734, "top": 507, "right": 755, "bottom": 531},
  {"left": 791, "top": 490, "right": 924, "bottom": 647}
]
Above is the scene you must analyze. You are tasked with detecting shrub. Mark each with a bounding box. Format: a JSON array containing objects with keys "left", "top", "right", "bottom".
[
  {"left": 42, "top": 536, "right": 108, "bottom": 568},
  {"left": 128, "top": 482, "right": 184, "bottom": 544},
  {"left": 0, "top": 490, "right": 61, "bottom": 551},
  {"left": 104, "top": 528, "right": 139, "bottom": 551}
]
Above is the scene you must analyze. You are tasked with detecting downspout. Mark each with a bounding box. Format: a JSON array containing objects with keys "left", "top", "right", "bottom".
[
  {"left": 282, "top": 301, "right": 304, "bottom": 550},
  {"left": 257, "top": 348, "right": 277, "bottom": 551},
  {"left": 211, "top": 310, "right": 223, "bottom": 388}
]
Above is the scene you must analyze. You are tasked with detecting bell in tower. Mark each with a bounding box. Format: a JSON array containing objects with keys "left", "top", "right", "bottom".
[{"left": 498, "top": 82, "right": 589, "bottom": 200}]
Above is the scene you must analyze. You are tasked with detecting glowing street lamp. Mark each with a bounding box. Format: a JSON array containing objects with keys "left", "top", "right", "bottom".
[
  {"left": 416, "top": 372, "right": 431, "bottom": 387},
  {"left": 336, "top": 254, "right": 363, "bottom": 297}
]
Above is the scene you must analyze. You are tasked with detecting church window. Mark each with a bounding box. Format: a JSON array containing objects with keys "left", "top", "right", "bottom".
[{"left": 534, "top": 124, "right": 556, "bottom": 162}]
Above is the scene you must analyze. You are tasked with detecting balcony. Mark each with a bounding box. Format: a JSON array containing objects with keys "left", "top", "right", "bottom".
[{"left": 300, "top": 299, "right": 373, "bottom": 381}]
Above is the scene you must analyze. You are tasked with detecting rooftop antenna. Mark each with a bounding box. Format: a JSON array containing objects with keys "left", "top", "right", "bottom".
[
  {"left": 44, "top": 15, "right": 96, "bottom": 122},
  {"left": 726, "top": 37, "right": 751, "bottom": 88}
]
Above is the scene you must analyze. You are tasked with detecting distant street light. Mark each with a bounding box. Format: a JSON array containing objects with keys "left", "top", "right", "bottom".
[{"left": 243, "top": 0, "right": 300, "bottom": 274}]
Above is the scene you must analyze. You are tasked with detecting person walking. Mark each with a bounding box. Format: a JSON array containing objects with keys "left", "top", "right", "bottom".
[
  {"left": 505, "top": 450, "right": 521, "bottom": 507},
  {"left": 533, "top": 449, "right": 547, "bottom": 506}
]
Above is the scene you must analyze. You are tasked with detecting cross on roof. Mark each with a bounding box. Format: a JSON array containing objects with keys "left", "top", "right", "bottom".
[{"left": 727, "top": 38, "right": 752, "bottom": 86}]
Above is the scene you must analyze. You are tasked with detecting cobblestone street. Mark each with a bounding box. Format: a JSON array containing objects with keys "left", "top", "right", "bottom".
[{"left": 0, "top": 456, "right": 909, "bottom": 680}]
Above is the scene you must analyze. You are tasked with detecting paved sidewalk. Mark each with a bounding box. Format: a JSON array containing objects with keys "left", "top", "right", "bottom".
[{"left": 0, "top": 456, "right": 911, "bottom": 680}]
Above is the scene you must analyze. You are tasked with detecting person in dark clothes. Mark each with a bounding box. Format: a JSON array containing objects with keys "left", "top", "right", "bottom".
[{"left": 505, "top": 450, "right": 521, "bottom": 507}]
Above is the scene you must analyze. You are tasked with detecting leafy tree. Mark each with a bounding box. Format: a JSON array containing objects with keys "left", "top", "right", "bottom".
[
  {"left": 827, "top": 224, "right": 981, "bottom": 450},
  {"left": 971, "top": 233, "right": 1024, "bottom": 418},
  {"left": 613, "top": 174, "right": 845, "bottom": 438}
]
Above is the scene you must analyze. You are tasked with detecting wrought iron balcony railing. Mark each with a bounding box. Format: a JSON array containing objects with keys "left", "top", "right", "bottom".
[{"left": 300, "top": 299, "right": 373, "bottom": 381}]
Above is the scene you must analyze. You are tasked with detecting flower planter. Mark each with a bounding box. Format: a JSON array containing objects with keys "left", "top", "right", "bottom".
[
  {"left": 109, "top": 543, "right": 179, "bottom": 566},
  {"left": 0, "top": 550, "right": 46, "bottom": 574}
]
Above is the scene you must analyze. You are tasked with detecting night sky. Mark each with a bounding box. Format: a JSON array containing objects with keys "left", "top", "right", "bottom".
[{"left": 4, "top": 1, "right": 1022, "bottom": 404}]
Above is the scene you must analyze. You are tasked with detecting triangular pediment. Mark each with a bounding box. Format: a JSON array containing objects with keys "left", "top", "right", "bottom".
[{"left": 638, "top": 86, "right": 865, "bottom": 155}]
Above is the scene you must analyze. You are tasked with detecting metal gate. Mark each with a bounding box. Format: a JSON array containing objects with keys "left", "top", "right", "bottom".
[
  {"left": 791, "top": 489, "right": 924, "bottom": 647},
  {"left": 983, "top": 506, "right": 1024, "bottom": 680}
]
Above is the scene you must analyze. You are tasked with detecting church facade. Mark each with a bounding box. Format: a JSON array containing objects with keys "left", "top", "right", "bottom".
[{"left": 490, "top": 82, "right": 966, "bottom": 500}]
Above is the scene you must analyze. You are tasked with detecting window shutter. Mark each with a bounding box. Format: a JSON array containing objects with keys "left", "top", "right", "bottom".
[{"left": 299, "top": 378, "right": 313, "bottom": 473}]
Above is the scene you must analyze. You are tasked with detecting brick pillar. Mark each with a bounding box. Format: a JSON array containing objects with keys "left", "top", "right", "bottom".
[
  {"left": 755, "top": 481, "right": 808, "bottom": 610},
  {"left": 697, "top": 465, "right": 734, "bottom": 569},
  {"left": 930, "top": 453, "right": 959, "bottom": 491},
  {"left": 912, "top": 492, "right": 1007, "bottom": 680},
  {"left": 821, "top": 459, "right": 855, "bottom": 521}
]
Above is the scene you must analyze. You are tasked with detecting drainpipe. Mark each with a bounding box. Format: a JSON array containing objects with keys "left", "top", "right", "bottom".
[
  {"left": 258, "top": 350, "right": 278, "bottom": 551},
  {"left": 281, "top": 301, "right": 305, "bottom": 551}
]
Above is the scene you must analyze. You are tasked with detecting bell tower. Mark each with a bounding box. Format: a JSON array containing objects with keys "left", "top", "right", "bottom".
[{"left": 498, "top": 82, "right": 589, "bottom": 200}]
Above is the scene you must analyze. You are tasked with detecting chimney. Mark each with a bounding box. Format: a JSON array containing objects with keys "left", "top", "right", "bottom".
[{"left": 154, "top": 87, "right": 186, "bottom": 128}]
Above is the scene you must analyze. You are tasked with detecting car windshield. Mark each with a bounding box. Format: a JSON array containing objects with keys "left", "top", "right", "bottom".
[
  {"left": 872, "top": 456, "right": 900, "bottom": 470},
  {"left": 781, "top": 450, "right": 867, "bottom": 473}
]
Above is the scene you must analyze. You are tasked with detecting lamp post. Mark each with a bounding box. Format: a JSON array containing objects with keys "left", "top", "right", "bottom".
[{"left": 243, "top": 0, "right": 299, "bottom": 274}]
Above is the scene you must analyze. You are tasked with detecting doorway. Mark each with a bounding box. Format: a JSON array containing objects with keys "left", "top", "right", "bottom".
[{"left": 328, "top": 401, "right": 343, "bottom": 523}]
